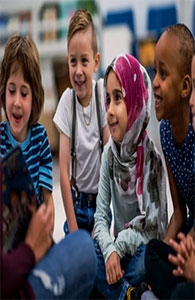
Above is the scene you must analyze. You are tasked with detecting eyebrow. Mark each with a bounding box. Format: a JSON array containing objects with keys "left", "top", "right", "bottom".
[
  {"left": 7, "top": 82, "right": 30, "bottom": 89},
  {"left": 106, "top": 88, "right": 122, "bottom": 94}
]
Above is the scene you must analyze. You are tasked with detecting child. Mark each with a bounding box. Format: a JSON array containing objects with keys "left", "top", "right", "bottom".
[
  {"left": 0, "top": 34, "right": 97, "bottom": 300},
  {"left": 0, "top": 34, "right": 54, "bottom": 226},
  {"left": 94, "top": 54, "right": 168, "bottom": 300},
  {"left": 153, "top": 23, "right": 194, "bottom": 243},
  {"left": 144, "top": 24, "right": 195, "bottom": 300},
  {"left": 53, "top": 8, "right": 109, "bottom": 234}
]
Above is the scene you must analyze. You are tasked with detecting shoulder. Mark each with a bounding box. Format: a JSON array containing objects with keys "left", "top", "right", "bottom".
[
  {"left": 59, "top": 87, "right": 73, "bottom": 104},
  {"left": 96, "top": 78, "right": 104, "bottom": 97},
  {"left": 160, "top": 119, "right": 169, "bottom": 133},
  {"left": 31, "top": 123, "right": 49, "bottom": 143},
  {"left": 102, "top": 142, "right": 111, "bottom": 168},
  {"left": 54, "top": 87, "right": 73, "bottom": 118},
  {"left": 160, "top": 120, "right": 172, "bottom": 145},
  {"left": 31, "top": 123, "right": 46, "bottom": 134}
]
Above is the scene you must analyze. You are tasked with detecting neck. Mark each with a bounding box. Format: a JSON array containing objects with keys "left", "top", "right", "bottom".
[
  {"left": 170, "top": 105, "right": 191, "bottom": 147},
  {"left": 78, "top": 87, "right": 92, "bottom": 107}
]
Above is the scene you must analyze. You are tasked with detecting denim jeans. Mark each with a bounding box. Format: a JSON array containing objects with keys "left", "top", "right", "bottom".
[
  {"left": 28, "top": 230, "right": 97, "bottom": 299},
  {"left": 64, "top": 189, "right": 97, "bottom": 235},
  {"left": 94, "top": 240, "right": 146, "bottom": 300}
]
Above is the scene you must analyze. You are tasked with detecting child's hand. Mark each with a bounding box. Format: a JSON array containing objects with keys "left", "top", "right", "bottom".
[
  {"left": 168, "top": 232, "right": 195, "bottom": 281},
  {"left": 106, "top": 252, "right": 124, "bottom": 285},
  {"left": 25, "top": 203, "right": 53, "bottom": 263}
]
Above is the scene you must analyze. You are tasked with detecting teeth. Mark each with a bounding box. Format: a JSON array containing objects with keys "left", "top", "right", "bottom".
[{"left": 155, "top": 98, "right": 161, "bottom": 106}]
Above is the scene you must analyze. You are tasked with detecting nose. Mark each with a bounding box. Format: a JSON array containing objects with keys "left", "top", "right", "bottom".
[
  {"left": 76, "top": 62, "right": 82, "bottom": 76},
  {"left": 14, "top": 92, "right": 21, "bottom": 107},
  {"left": 153, "top": 72, "right": 159, "bottom": 91},
  {"left": 107, "top": 99, "right": 115, "bottom": 116}
]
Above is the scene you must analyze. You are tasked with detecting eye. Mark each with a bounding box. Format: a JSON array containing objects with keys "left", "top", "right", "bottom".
[
  {"left": 160, "top": 69, "right": 166, "bottom": 80},
  {"left": 21, "top": 88, "right": 29, "bottom": 98},
  {"left": 115, "top": 92, "right": 121, "bottom": 102},
  {"left": 82, "top": 57, "right": 88, "bottom": 64},
  {"left": 106, "top": 95, "right": 110, "bottom": 107},
  {"left": 70, "top": 58, "right": 76, "bottom": 66},
  {"left": 21, "top": 91, "right": 28, "bottom": 98},
  {"left": 9, "top": 88, "right": 15, "bottom": 95}
]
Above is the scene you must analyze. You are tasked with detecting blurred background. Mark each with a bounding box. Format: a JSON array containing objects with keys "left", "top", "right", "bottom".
[{"left": 0, "top": 0, "right": 194, "bottom": 241}]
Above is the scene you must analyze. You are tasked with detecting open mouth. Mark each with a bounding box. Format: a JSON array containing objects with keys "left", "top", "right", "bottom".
[
  {"left": 154, "top": 94, "right": 162, "bottom": 108},
  {"left": 13, "top": 113, "right": 22, "bottom": 122},
  {"left": 75, "top": 80, "right": 85, "bottom": 87},
  {"left": 109, "top": 121, "right": 118, "bottom": 129}
]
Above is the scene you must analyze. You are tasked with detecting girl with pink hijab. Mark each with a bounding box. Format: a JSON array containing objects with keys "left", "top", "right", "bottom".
[{"left": 94, "top": 54, "right": 168, "bottom": 300}]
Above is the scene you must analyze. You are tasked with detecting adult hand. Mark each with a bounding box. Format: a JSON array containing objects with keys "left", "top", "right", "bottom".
[
  {"left": 106, "top": 251, "right": 123, "bottom": 285},
  {"left": 168, "top": 232, "right": 195, "bottom": 281},
  {"left": 25, "top": 203, "right": 53, "bottom": 263}
]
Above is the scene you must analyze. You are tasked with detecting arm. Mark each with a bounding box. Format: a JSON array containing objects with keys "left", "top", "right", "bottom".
[
  {"left": 42, "top": 187, "right": 55, "bottom": 233},
  {"left": 94, "top": 147, "right": 123, "bottom": 284},
  {"left": 1, "top": 203, "right": 53, "bottom": 298},
  {"left": 106, "top": 252, "right": 124, "bottom": 285},
  {"left": 94, "top": 147, "right": 116, "bottom": 261},
  {"left": 59, "top": 132, "right": 78, "bottom": 232},
  {"left": 2, "top": 242, "right": 35, "bottom": 299},
  {"left": 163, "top": 159, "right": 186, "bottom": 244},
  {"left": 25, "top": 202, "right": 53, "bottom": 262}
]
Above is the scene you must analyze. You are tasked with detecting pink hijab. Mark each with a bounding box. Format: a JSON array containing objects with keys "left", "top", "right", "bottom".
[{"left": 104, "top": 54, "right": 167, "bottom": 238}]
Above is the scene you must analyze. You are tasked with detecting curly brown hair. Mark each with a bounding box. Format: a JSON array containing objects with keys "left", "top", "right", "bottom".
[{"left": 0, "top": 34, "right": 44, "bottom": 127}]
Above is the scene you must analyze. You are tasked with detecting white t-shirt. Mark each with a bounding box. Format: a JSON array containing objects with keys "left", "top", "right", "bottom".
[{"left": 53, "top": 79, "right": 107, "bottom": 193}]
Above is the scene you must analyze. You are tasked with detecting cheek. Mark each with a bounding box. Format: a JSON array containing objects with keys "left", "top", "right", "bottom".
[{"left": 25, "top": 98, "right": 32, "bottom": 117}]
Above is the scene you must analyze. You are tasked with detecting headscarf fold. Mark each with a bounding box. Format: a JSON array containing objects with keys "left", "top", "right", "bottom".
[{"left": 104, "top": 54, "right": 167, "bottom": 239}]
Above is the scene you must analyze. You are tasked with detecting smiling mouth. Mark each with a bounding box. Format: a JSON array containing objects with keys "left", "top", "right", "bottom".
[
  {"left": 109, "top": 121, "right": 118, "bottom": 128},
  {"left": 75, "top": 80, "right": 85, "bottom": 87},
  {"left": 13, "top": 113, "right": 22, "bottom": 122},
  {"left": 154, "top": 95, "right": 162, "bottom": 108}
]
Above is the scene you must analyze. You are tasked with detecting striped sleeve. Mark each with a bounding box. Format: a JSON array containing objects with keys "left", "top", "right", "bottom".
[
  {"left": 25, "top": 124, "right": 53, "bottom": 202},
  {"left": 39, "top": 129, "right": 53, "bottom": 192}
]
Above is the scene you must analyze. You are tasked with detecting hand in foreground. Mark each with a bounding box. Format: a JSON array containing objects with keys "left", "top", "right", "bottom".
[
  {"left": 106, "top": 251, "right": 124, "bottom": 285},
  {"left": 25, "top": 203, "right": 53, "bottom": 263},
  {"left": 168, "top": 232, "right": 195, "bottom": 282}
]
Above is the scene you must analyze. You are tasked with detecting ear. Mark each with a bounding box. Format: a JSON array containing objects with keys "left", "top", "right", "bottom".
[
  {"left": 181, "top": 74, "right": 191, "bottom": 99},
  {"left": 93, "top": 52, "right": 100, "bottom": 73}
]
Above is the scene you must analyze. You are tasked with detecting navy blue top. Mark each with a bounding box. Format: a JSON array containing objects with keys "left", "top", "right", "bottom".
[{"left": 160, "top": 111, "right": 195, "bottom": 223}]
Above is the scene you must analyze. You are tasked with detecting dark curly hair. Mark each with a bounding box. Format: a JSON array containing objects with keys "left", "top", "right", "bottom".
[{"left": 165, "top": 23, "right": 194, "bottom": 77}]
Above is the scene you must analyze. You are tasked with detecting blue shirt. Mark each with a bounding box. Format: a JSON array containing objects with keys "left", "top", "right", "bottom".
[
  {"left": 1, "top": 121, "right": 53, "bottom": 204},
  {"left": 160, "top": 112, "right": 195, "bottom": 222}
]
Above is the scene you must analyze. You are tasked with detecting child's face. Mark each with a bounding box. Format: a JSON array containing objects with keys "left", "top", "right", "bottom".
[
  {"left": 106, "top": 70, "right": 128, "bottom": 142},
  {"left": 6, "top": 65, "right": 32, "bottom": 142},
  {"left": 190, "top": 54, "right": 195, "bottom": 130},
  {"left": 67, "top": 27, "right": 100, "bottom": 105},
  {"left": 153, "top": 32, "right": 183, "bottom": 121}
]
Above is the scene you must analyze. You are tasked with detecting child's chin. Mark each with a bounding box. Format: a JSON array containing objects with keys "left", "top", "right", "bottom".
[{"left": 155, "top": 110, "right": 162, "bottom": 122}]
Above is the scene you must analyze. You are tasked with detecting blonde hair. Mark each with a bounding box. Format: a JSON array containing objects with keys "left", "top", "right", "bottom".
[
  {"left": 67, "top": 8, "right": 98, "bottom": 56},
  {"left": 0, "top": 34, "right": 44, "bottom": 127}
]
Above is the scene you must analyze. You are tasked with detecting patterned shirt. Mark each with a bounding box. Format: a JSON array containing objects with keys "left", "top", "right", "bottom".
[
  {"left": 160, "top": 112, "right": 195, "bottom": 221},
  {"left": 1, "top": 121, "right": 53, "bottom": 204}
]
